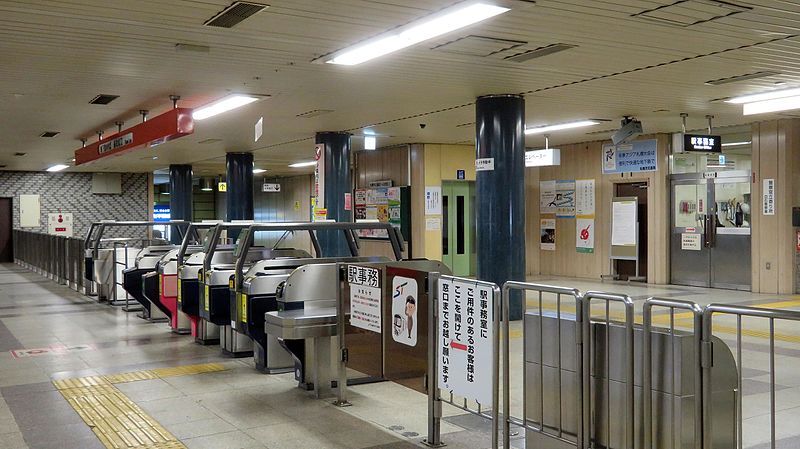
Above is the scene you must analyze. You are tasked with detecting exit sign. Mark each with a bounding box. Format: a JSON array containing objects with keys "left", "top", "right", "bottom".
[{"left": 218, "top": 182, "right": 227, "bottom": 192}]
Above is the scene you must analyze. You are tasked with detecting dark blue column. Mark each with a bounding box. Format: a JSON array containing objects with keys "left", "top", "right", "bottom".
[
  {"left": 316, "top": 132, "right": 351, "bottom": 257},
  {"left": 475, "top": 95, "right": 526, "bottom": 320},
  {"left": 169, "top": 164, "right": 193, "bottom": 244},
  {"left": 226, "top": 152, "right": 254, "bottom": 241}
]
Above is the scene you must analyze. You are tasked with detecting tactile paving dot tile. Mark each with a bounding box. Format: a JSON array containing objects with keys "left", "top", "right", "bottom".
[{"left": 52, "top": 362, "right": 229, "bottom": 449}]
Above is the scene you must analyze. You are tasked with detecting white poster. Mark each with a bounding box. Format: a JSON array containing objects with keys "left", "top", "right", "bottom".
[
  {"left": 348, "top": 265, "right": 382, "bottom": 334},
  {"left": 576, "top": 218, "right": 594, "bottom": 254},
  {"left": 612, "top": 200, "right": 637, "bottom": 246},
  {"left": 425, "top": 217, "right": 441, "bottom": 231},
  {"left": 540, "top": 219, "right": 556, "bottom": 251},
  {"left": 539, "top": 180, "right": 556, "bottom": 214},
  {"left": 475, "top": 158, "right": 495, "bottom": 171},
  {"left": 391, "top": 276, "right": 418, "bottom": 347},
  {"left": 575, "top": 179, "right": 595, "bottom": 217},
  {"left": 437, "top": 278, "right": 494, "bottom": 405},
  {"left": 555, "top": 180, "right": 576, "bottom": 218},
  {"left": 681, "top": 233, "right": 702, "bottom": 251},
  {"left": 763, "top": 178, "right": 775, "bottom": 216},
  {"left": 425, "top": 186, "right": 442, "bottom": 215}
]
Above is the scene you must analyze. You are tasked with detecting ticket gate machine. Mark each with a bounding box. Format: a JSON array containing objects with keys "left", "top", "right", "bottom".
[
  {"left": 156, "top": 248, "right": 200, "bottom": 333},
  {"left": 84, "top": 220, "right": 188, "bottom": 303},
  {"left": 122, "top": 246, "right": 173, "bottom": 319}
]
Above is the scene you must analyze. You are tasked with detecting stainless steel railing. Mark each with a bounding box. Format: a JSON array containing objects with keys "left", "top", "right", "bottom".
[{"left": 12, "top": 230, "right": 86, "bottom": 293}]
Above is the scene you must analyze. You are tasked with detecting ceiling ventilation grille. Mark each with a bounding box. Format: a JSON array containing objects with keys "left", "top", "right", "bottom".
[
  {"left": 584, "top": 128, "right": 618, "bottom": 135},
  {"left": 89, "top": 94, "right": 119, "bottom": 105},
  {"left": 296, "top": 109, "right": 334, "bottom": 118},
  {"left": 705, "top": 71, "right": 780, "bottom": 85},
  {"left": 431, "top": 35, "right": 526, "bottom": 57},
  {"left": 632, "top": 0, "right": 751, "bottom": 27},
  {"left": 204, "top": 2, "right": 268, "bottom": 28},
  {"left": 198, "top": 138, "right": 223, "bottom": 144},
  {"left": 40, "top": 131, "right": 60, "bottom": 138},
  {"left": 504, "top": 43, "right": 577, "bottom": 63}
]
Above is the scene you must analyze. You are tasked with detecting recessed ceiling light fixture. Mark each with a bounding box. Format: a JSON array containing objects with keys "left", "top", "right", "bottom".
[
  {"left": 46, "top": 164, "right": 69, "bottom": 172},
  {"left": 289, "top": 161, "right": 317, "bottom": 168},
  {"left": 321, "top": 2, "right": 511, "bottom": 65},
  {"left": 726, "top": 87, "right": 800, "bottom": 104},
  {"left": 193, "top": 94, "right": 263, "bottom": 120},
  {"left": 525, "top": 120, "right": 601, "bottom": 134},
  {"left": 743, "top": 96, "right": 800, "bottom": 115},
  {"left": 721, "top": 141, "right": 751, "bottom": 147},
  {"left": 252, "top": 168, "right": 267, "bottom": 174},
  {"left": 364, "top": 135, "right": 377, "bottom": 150}
]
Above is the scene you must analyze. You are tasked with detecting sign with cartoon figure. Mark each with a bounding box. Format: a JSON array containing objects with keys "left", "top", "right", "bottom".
[{"left": 391, "top": 276, "right": 418, "bottom": 347}]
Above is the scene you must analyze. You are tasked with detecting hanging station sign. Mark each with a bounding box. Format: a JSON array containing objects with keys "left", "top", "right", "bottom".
[
  {"left": 74, "top": 108, "right": 194, "bottom": 165},
  {"left": 525, "top": 148, "right": 561, "bottom": 167},
  {"left": 683, "top": 134, "right": 722, "bottom": 153}
]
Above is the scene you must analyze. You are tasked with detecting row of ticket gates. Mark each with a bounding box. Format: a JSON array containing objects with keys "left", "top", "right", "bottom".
[{"left": 83, "top": 220, "right": 445, "bottom": 392}]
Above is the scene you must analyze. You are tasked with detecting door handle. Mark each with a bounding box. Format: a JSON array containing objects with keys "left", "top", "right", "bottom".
[
  {"left": 703, "top": 215, "right": 711, "bottom": 248},
  {"left": 708, "top": 214, "right": 716, "bottom": 248}
]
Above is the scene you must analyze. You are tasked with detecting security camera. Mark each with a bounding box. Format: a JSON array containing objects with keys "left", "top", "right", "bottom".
[
  {"left": 611, "top": 116, "right": 643, "bottom": 146},
  {"left": 419, "top": 123, "right": 427, "bottom": 129}
]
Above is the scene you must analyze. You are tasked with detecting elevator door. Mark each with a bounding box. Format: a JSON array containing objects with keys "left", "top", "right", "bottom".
[
  {"left": 670, "top": 172, "right": 751, "bottom": 290},
  {"left": 442, "top": 181, "right": 476, "bottom": 277}
]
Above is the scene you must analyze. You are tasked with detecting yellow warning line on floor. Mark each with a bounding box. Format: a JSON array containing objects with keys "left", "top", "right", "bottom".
[
  {"left": 53, "top": 363, "right": 227, "bottom": 449},
  {"left": 517, "top": 298, "right": 800, "bottom": 343}
]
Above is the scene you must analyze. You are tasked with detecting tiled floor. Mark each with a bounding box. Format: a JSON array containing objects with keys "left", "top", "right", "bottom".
[{"left": 2, "top": 263, "right": 800, "bottom": 449}]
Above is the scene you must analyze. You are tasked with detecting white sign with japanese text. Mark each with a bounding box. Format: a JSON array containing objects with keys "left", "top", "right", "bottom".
[
  {"left": 763, "top": 178, "right": 775, "bottom": 216},
  {"left": 437, "top": 278, "right": 494, "bottom": 405},
  {"left": 348, "top": 265, "right": 382, "bottom": 333}
]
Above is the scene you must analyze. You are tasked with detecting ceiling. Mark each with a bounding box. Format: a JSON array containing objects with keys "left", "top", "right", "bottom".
[{"left": 0, "top": 0, "right": 797, "bottom": 176}]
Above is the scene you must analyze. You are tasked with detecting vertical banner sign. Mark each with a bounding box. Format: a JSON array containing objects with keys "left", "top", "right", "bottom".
[
  {"left": 763, "top": 178, "right": 776, "bottom": 216},
  {"left": 314, "top": 143, "right": 325, "bottom": 210},
  {"left": 391, "top": 276, "right": 418, "bottom": 347},
  {"left": 540, "top": 219, "right": 556, "bottom": 251},
  {"left": 555, "top": 180, "right": 576, "bottom": 218},
  {"left": 348, "top": 265, "right": 382, "bottom": 333},
  {"left": 539, "top": 180, "right": 556, "bottom": 214},
  {"left": 437, "top": 278, "right": 494, "bottom": 405}
]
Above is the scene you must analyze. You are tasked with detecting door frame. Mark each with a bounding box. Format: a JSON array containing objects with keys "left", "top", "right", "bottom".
[
  {"left": 441, "top": 180, "right": 476, "bottom": 277},
  {"left": 0, "top": 197, "right": 13, "bottom": 263}
]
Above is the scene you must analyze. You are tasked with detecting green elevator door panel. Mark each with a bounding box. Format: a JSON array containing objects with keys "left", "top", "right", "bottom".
[{"left": 442, "top": 181, "right": 476, "bottom": 277}]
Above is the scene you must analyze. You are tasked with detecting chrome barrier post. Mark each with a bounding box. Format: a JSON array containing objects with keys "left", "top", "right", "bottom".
[
  {"left": 334, "top": 263, "right": 351, "bottom": 407},
  {"left": 423, "top": 272, "right": 444, "bottom": 447},
  {"left": 582, "top": 291, "right": 635, "bottom": 449},
  {"left": 643, "top": 298, "right": 703, "bottom": 449}
]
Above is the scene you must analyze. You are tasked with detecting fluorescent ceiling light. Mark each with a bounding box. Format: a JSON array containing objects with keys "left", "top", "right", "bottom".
[
  {"left": 252, "top": 168, "right": 267, "bottom": 174},
  {"left": 743, "top": 96, "right": 800, "bottom": 115},
  {"left": 46, "top": 164, "right": 69, "bottom": 172},
  {"left": 364, "top": 136, "right": 377, "bottom": 150},
  {"left": 726, "top": 87, "right": 800, "bottom": 104},
  {"left": 193, "top": 94, "right": 260, "bottom": 120},
  {"left": 325, "top": 2, "right": 510, "bottom": 65},
  {"left": 201, "top": 187, "right": 213, "bottom": 191},
  {"left": 721, "top": 141, "right": 751, "bottom": 147},
  {"left": 289, "top": 161, "right": 317, "bottom": 168},
  {"left": 525, "top": 120, "right": 600, "bottom": 135}
]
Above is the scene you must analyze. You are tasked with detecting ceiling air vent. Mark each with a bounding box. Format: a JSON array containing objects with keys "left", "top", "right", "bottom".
[
  {"left": 431, "top": 35, "right": 526, "bottom": 57},
  {"left": 297, "top": 109, "right": 334, "bottom": 118},
  {"left": 40, "top": 131, "right": 60, "bottom": 138},
  {"left": 204, "top": 2, "right": 269, "bottom": 28},
  {"left": 89, "top": 94, "right": 119, "bottom": 105},
  {"left": 632, "top": 0, "right": 751, "bottom": 27},
  {"left": 14, "top": 152, "right": 26, "bottom": 156},
  {"left": 505, "top": 43, "right": 577, "bottom": 63},
  {"left": 198, "top": 138, "right": 223, "bottom": 144},
  {"left": 705, "top": 71, "right": 780, "bottom": 85}
]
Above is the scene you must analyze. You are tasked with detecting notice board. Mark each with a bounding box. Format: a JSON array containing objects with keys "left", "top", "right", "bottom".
[{"left": 610, "top": 197, "right": 638, "bottom": 260}]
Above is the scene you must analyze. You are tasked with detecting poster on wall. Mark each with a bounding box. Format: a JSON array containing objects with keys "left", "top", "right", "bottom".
[
  {"left": 540, "top": 219, "right": 556, "bottom": 251},
  {"left": 576, "top": 179, "right": 595, "bottom": 216},
  {"left": 540, "top": 180, "right": 556, "bottom": 214},
  {"left": 602, "top": 140, "right": 658, "bottom": 174},
  {"left": 348, "top": 265, "right": 382, "bottom": 334},
  {"left": 391, "top": 276, "right": 418, "bottom": 347},
  {"left": 576, "top": 218, "right": 594, "bottom": 253},
  {"left": 763, "top": 178, "right": 775, "bottom": 216},
  {"left": 425, "top": 186, "right": 442, "bottom": 215},
  {"left": 555, "top": 180, "right": 576, "bottom": 218}
]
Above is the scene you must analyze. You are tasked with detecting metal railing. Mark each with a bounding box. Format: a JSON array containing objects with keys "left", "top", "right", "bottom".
[{"left": 12, "top": 230, "right": 86, "bottom": 293}]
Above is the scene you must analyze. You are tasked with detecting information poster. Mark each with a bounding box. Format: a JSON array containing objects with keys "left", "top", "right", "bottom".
[
  {"left": 555, "top": 180, "right": 576, "bottom": 218},
  {"left": 540, "top": 180, "right": 556, "bottom": 214},
  {"left": 540, "top": 219, "right": 556, "bottom": 251},
  {"left": 681, "top": 233, "right": 702, "bottom": 251},
  {"left": 602, "top": 140, "right": 658, "bottom": 174},
  {"left": 575, "top": 179, "right": 595, "bottom": 216},
  {"left": 437, "top": 277, "right": 494, "bottom": 405},
  {"left": 348, "top": 265, "right": 382, "bottom": 333},
  {"left": 763, "top": 178, "right": 775, "bottom": 215},
  {"left": 391, "top": 276, "right": 418, "bottom": 347},
  {"left": 576, "top": 218, "right": 594, "bottom": 253},
  {"left": 425, "top": 186, "right": 442, "bottom": 215},
  {"left": 612, "top": 201, "right": 637, "bottom": 246},
  {"left": 354, "top": 186, "right": 403, "bottom": 238}
]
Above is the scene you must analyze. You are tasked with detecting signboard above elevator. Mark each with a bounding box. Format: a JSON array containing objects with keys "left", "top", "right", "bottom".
[{"left": 74, "top": 108, "right": 194, "bottom": 165}]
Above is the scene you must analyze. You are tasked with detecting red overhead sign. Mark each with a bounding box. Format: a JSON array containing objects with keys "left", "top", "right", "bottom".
[{"left": 74, "top": 108, "right": 194, "bottom": 165}]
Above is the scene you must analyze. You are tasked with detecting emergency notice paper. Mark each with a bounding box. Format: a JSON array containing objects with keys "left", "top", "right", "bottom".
[{"left": 437, "top": 278, "right": 494, "bottom": 405}]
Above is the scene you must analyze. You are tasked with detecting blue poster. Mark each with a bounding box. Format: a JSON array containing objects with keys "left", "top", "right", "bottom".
[{"left": 602, "top": 139, "right": 658, "bottom": 174}]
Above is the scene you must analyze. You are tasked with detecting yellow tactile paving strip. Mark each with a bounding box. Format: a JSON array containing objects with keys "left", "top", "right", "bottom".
[{"left": 53, "top": 363, "right": 227, "bottom": 449}]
